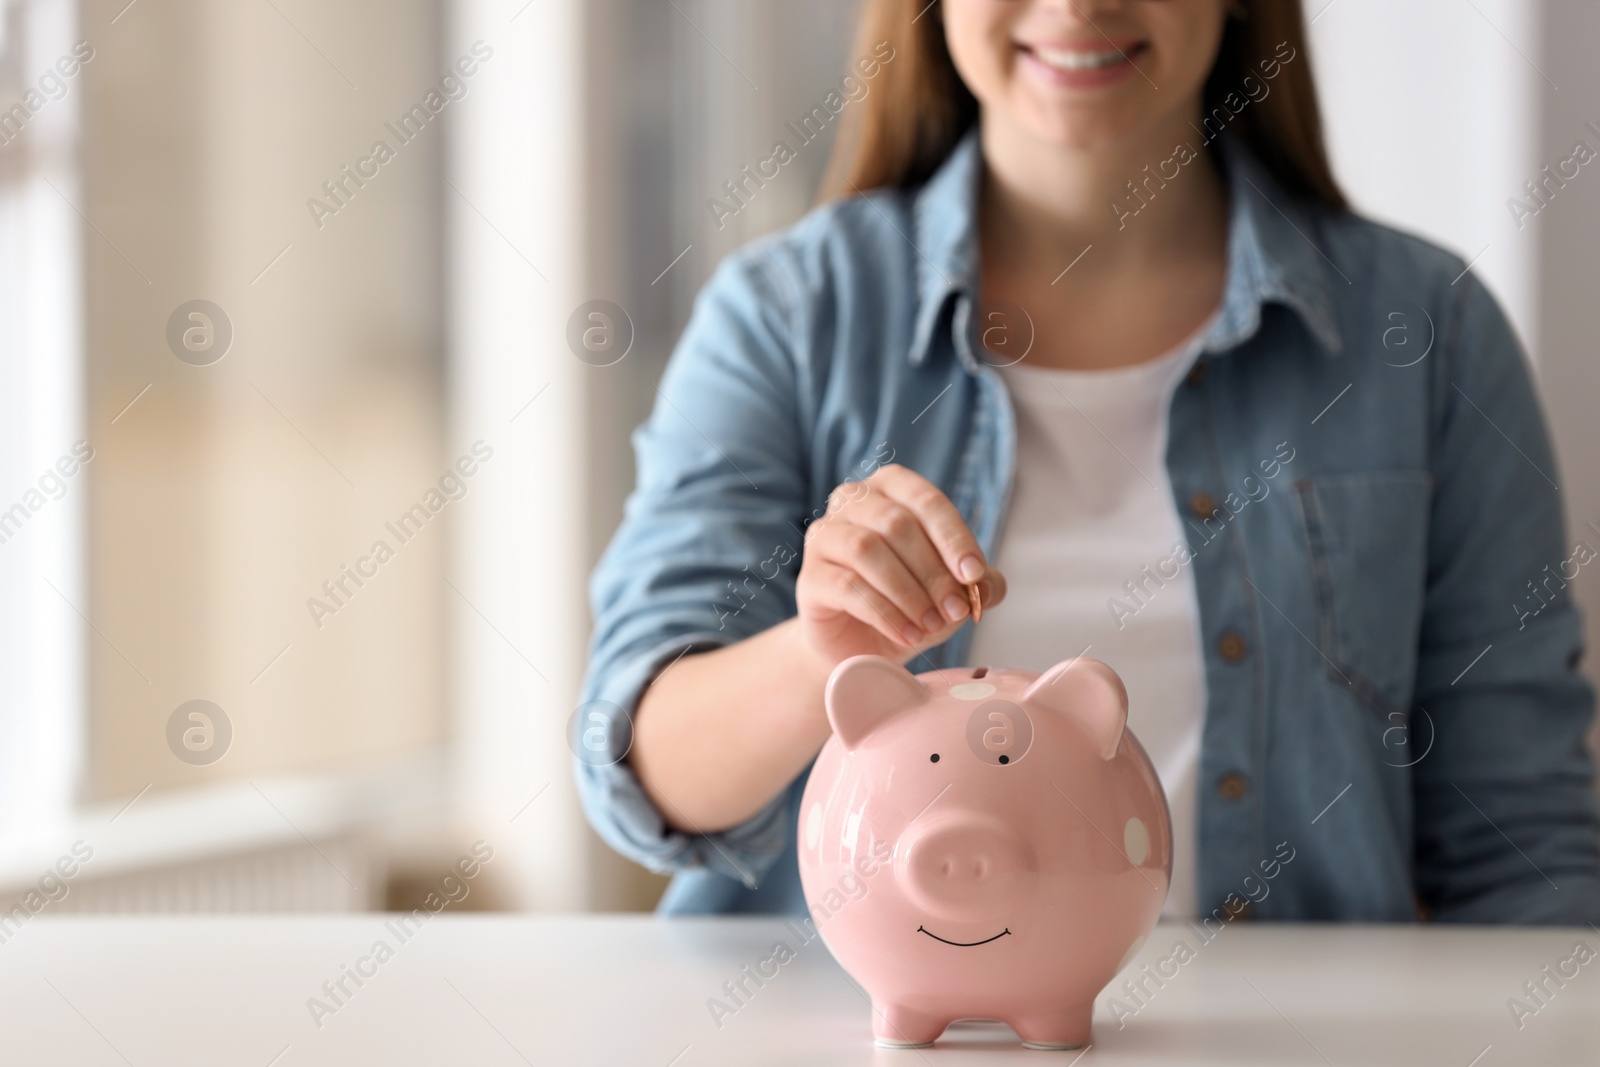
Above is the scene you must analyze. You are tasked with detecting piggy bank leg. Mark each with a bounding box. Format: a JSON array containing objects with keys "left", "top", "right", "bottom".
[
  {"left": 1010, "top": 1005, "right": 1092, "bottom": 1050},
  {"left": 871, "top": 1002, "right": 947, "bottom": 1048}
]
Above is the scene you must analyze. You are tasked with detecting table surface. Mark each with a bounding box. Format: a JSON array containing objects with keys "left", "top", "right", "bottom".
[{"left": 1, "top": 916, "right": 1596, "bottom": 1065}]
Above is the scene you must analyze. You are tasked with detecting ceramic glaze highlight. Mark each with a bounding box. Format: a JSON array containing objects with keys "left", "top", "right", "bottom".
[{"left": 799, "top": 655, "right": 1172, "bottom": 1049}]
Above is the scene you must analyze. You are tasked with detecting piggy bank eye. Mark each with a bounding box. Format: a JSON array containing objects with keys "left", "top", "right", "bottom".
[{"left": 929, "top": 753, "right": 940, "bottom": 763}]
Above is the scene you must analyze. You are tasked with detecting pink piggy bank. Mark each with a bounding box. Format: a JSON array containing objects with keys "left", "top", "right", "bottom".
[{"left": 798, "top": 655, "right": 1172, "bottom": 1049}]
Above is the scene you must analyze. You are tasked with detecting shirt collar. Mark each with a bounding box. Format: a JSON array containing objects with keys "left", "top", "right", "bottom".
[{"left": 906, "top": 126, "right": 1344, "bottom": 368}]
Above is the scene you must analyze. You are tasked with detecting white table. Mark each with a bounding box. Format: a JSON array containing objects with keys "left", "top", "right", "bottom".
[{"left": 0, "top": 916, "right": 1595, "bottom": 1065}]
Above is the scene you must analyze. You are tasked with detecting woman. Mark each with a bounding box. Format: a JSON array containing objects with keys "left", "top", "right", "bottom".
[{"left": 577, "top": 0, "right": 1600, "bottom": 924}]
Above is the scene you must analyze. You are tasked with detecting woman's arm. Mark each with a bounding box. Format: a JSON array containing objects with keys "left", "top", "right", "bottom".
[
  {"left": 629, "top": 620, "right": 835, "bottom": 835},
  {"left": 575, "top": 246, "right": 1000, "bottom": 884},
  {"left": 632, "top": 466, "right": 1006, "bottom": 834},
  {"left": 1411, "top": 269, "right": 1600, "bottom": 924}
]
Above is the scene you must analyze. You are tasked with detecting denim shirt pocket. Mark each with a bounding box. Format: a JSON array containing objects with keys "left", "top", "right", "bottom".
[{"left": 1292, "top": 470, "right": 1435, "bottom": 717}]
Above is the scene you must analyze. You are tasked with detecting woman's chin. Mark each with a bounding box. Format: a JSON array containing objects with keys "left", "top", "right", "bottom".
[{"left": 993, "top": 104, "right": 1159, "bottom": 159}]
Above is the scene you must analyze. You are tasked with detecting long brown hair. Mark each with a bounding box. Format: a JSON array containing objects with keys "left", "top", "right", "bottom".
[{"left": 819, "top": 0, "right": 1346, "bottom": 211}]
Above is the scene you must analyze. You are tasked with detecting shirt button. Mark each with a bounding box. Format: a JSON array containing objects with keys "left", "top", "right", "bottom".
[
  {"left": 1218, "top": 631, "right": 1248, "bottom": 662},
  {"left": 1189, "top": 492, "right": 1218, "bottom": 519},
  {"left": 1185, "top": 362, "right": 1207, "bottom": 388},
  {"left": 1218, "top": 772, "right": 1249, "bottom": 800}
]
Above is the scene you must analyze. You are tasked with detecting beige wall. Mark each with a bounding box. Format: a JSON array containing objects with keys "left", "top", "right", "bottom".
[{"left": 80, "top": 0, "right": 448, "bottom": 801}]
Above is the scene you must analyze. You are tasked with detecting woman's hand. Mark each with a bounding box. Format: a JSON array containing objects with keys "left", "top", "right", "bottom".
[{"left": 795, "top": 464, "right": 1006, "bottom": 667}]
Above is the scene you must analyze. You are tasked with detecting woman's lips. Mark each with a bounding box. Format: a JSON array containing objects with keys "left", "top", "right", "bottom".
[{"left": 1016, "top": 38, "right": 1150, "bottom": 90}]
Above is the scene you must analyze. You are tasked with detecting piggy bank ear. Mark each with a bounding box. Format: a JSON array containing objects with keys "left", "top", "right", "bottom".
[
  {"left": 1023, "top": 658, "right": 1128, "bottom": 760},
  {"left": 825, "top": 655, "right": 930, "bottom": 750}
]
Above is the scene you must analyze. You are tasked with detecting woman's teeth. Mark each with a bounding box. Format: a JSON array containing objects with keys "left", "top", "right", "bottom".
[{"left": 1029, "top": 45, "right": 1139, "bottom": 71}]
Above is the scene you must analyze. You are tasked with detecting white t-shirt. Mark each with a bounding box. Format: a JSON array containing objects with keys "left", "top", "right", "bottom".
[{"left": 968, "top": 324, "right": 1212, "bottom": 920}]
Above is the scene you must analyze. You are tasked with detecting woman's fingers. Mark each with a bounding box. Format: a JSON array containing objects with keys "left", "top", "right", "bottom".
[
  {"left": 848, "top": 492, "right": 973, "bottom": 626},
  {"left": 801, "top": 560, "right": 919, "bottom": 648},
  {"left": 869, "top": 464, "right": 988, "bottom": 585},
  {"left": 806, "top": 522, "right": 940, "bottom": 641},
  {"left": 798, "top": 465, "right": 996, "bottom": 663}
]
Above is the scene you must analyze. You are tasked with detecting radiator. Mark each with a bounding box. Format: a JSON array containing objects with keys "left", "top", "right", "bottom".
[{"left": 24, "top": 839, "right": 379, "bottom": 914}]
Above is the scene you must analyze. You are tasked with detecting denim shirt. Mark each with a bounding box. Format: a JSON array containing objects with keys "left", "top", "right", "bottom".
[{"left": 576, "top": 129, "right": 1600, "bottom": 924}]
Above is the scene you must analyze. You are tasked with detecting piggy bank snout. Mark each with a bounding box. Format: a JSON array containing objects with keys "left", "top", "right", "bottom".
[{"left": 896, "top": 814, "right": 1028, "bottom": 922}]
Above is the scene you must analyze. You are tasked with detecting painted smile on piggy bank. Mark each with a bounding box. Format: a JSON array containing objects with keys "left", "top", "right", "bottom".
[
  {"left": 916, "top": 925, "right": 1011, "bottom": 947},
  {"left": 798, "top": 656, "right": 1172, "bottom": 1050}
]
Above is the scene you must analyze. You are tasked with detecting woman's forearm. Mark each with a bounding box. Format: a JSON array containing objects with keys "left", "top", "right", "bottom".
[{"left": 629, "top": 618, "right": 836, "bottom": 834}]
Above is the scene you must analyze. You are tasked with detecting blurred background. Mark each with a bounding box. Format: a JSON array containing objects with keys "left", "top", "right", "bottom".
[{"left": 0, "top": 0, "right": 1596, "bottom": 918}]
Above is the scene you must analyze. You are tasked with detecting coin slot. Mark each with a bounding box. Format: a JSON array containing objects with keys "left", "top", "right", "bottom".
[{"left": 972, "top": 667, "right": 988, "bottom": 679}]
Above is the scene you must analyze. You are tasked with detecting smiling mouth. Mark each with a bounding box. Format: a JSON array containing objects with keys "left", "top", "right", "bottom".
[
  {"left": 1020, "top": 39, "right": 1150, "bottom": 72},
  {"left": 917, "top": 926, "right": 1012, "bottom": 947}
]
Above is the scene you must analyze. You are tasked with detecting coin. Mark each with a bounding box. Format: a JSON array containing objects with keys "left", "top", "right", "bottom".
[{"left": 968, "top": 582, "right": 982, "bottom": 623}]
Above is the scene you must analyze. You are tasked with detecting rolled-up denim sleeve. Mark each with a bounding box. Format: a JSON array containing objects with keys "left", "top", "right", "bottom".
[
  {"left": 574, "top": 242, "right": 813, "bottom": 888},
  {"left": 1412, "top": 269, "right": 1600, "bottom": 924}
]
